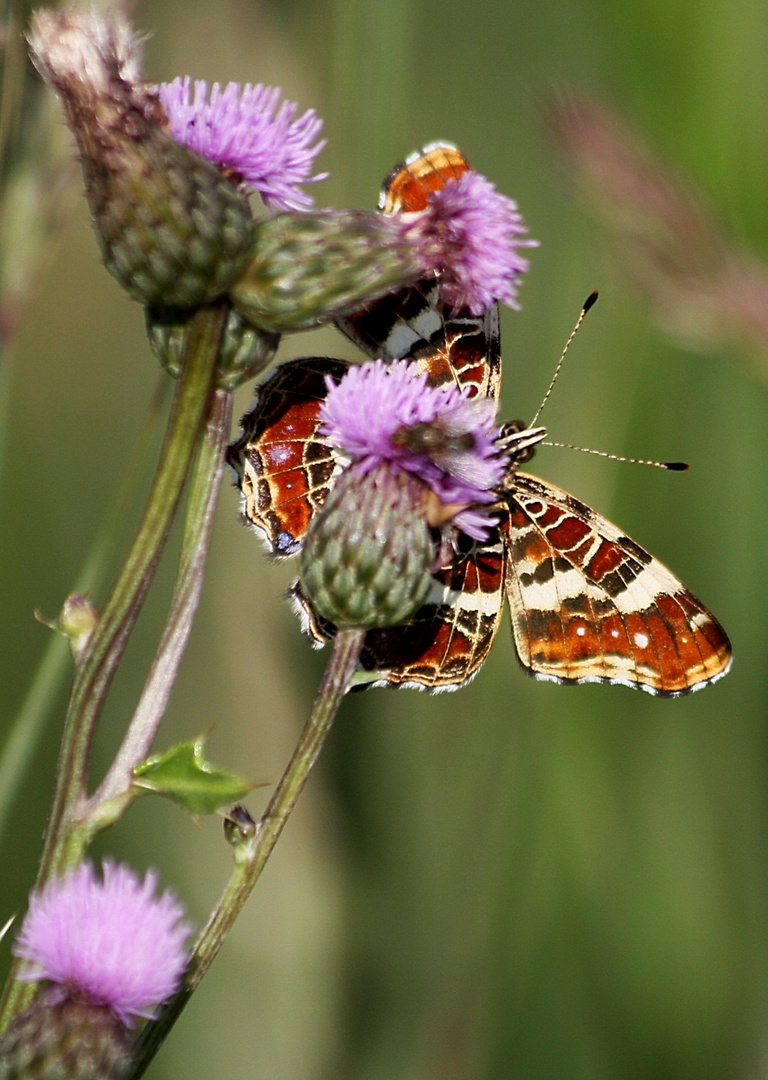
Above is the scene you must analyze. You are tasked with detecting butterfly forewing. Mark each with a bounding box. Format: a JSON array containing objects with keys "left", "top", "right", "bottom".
[
  {"left": 503, "top": 473, "right": 732, "bottom": 695},
  {"left": 379, "top": 142, "right": 469, "bottom": 213}
]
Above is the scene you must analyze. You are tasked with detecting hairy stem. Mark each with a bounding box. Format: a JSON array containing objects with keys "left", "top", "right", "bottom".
[
  {"left": 90, "top": 386, "right": 234, "bottom": 814},
  {"left": 0, "top": 376, "right": 169, "bottom": 854}
]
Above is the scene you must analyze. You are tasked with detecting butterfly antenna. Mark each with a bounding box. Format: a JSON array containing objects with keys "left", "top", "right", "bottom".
[
  {"left": 529, "top": 290, "right": 598, "bottom": 427},
  {"left": 541, "top": 441, "right": 689, "bottom": 471}
]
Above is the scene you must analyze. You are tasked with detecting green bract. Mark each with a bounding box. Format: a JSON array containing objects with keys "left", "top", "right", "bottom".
[
  {"left": 300, "top": 462, "right": 435, "bottom": 630},
  {"left": 230, "top": 210, "right": 422, "bottom": 332}
]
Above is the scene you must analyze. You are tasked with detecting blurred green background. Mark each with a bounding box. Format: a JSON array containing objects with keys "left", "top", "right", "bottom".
[{"left": 2, "top": 0, "right": 768, "bottom": 1077}]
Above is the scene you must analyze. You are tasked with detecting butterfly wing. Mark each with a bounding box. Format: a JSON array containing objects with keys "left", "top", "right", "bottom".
[
  {"left": 336, "top": 142, "right": 501, "bottom": 400},
  {"left": 227, "top": 357, "right": 349, "bottom": 557},
  {"left": 380, "top": 141, "right": 470, "bottom": 212},
  {"left": 293, "top": 527, "right": 508, "bottom": 691},
  {"left": 503, "top": 472, "right": 732, "bottom": 695}
]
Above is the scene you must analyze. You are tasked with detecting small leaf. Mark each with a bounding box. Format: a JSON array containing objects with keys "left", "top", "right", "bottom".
[{"left": 133, "top": 737, "right": 253, "bottom": 815}]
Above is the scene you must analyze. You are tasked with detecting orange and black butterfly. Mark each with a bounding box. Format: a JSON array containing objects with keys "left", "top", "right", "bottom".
[{"left": 228, "top": 144, "right": 731, "bottom": 695}]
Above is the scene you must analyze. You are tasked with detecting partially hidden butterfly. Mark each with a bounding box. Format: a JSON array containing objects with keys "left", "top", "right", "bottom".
[{"left": 227, "top": 143, "right": 731, "bottom": 696}]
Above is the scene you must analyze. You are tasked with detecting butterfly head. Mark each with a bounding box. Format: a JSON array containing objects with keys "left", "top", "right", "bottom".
[{"left": 498, "top": 420, "right": 546, "bottom": 472}]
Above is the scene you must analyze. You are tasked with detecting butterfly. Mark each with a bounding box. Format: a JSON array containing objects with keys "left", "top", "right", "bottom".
[{"left": 227, "top": 143, "right": 732, "bottom": 695}]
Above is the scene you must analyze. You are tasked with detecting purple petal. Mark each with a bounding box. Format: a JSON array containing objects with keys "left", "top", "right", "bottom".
[
  {"left": 404, "top": 170, "right": 538, "bottom": 315},
  {"left": 319, "top": 359, "right": 505, "bottom": 540}
]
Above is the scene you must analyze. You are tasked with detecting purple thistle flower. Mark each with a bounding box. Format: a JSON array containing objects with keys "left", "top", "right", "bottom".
[
  {"left": 157, "top": 77, "right": 327, "bottom": 212},
  {"left": 14, "top": 860, "right": 191, "bottom": 1027},
  {"left": 319, "top": 359, "right": 505, "bottom": 540},
  {"left": 404, "top": 170, "right": 537, "bottom": 315}
]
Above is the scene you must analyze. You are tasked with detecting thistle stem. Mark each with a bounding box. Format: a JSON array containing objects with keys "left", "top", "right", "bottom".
[
  {"left": 0, "top": 303, "right": 227, "bottom": 1034},
  {"left": 89, "top": 386, "right": 234, "bottom": 814},
  {"left": 130, "top": 628, "right": 365, "bottom": 1079}
]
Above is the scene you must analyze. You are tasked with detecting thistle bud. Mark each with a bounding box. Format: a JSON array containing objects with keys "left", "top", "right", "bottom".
[
  {"left": 0, "top": 992, "right": 133, "bottom": 1080},
  {"left": 145, "top": 304, "right": 279, "bottom": 387},
  {"left": 229, "top": 211, "right": 422, "bottom": 332},
  {"left": 300, "top": 461, "right": 435, "bottom": 630},
  {"left": 28, "top": 8, "right": 254, "bottom": 308},
  {"left": 58, "top": 593, "right": 98, "bottom": 662}
]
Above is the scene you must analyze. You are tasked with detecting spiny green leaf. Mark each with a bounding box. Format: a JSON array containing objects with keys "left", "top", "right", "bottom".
[{"left": 132, "top": 737, "right": 253, "bottom": 815}]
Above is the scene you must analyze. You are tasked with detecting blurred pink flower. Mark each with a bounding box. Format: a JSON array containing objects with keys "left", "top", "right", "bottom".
[{"left": 14, "top": 860, "right": 191, "bottom": 1026}]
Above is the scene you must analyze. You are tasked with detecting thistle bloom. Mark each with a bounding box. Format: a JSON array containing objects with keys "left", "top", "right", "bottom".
[
  {"left": 14, "top": 860, "right": 191, "bottom": 1026},
  {"left": 158, "top": 78, "right": 327, "bottom": 212},
  {"left": 403, "top": 170, "right": 537, "bottom": 314},
  {"left": 319, "top": 359, "right": 505, "bottom": 540},
  {"left": 28, "top": 7, "right": 255, "bottom": 308}
]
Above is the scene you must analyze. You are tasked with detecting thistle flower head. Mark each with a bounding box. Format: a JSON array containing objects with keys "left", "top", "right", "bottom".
[
  {"left": 404, "top": 170, "right": 537, "bottom": 315},
  {"left": 14, "top": 860, "right": 191, "bottom": 1027},
  {"left": 157, "top": 78, "right": 327, "bottom": 212},
  {"left": 319, "top": 359, "right": 505, "bottom": 540},
  {"left": 27, "top": 7, "right": 255, "bottom": 308}
]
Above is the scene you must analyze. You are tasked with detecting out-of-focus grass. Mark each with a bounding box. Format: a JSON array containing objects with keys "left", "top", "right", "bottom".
[{"left": 2, "top": 0, "right": 767, "bottom": 1078}]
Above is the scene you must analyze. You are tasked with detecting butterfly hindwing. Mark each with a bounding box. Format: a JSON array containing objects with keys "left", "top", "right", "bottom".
[
  {"left": 227, "top": 357, "right": 348, "bottom": 558},
  {"left": 336, "top": 142, "right": 501, "bottom": 400},
  {"left": 293, "top": 528, "right": 508, "bottom": 691}
]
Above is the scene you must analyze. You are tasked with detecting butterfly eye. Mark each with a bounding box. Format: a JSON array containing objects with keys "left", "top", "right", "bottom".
[{"left": 497, "top": 421, "right": 545, "bottom": 466}]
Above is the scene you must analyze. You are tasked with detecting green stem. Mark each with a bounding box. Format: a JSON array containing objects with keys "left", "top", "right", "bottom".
[
  {"left": 130, "top": 628, "right": 365, "bottom": 1079},
  {"left": 0, "top": 303, "right": 227, "bottom": 1033},
  {"left": 89, "top": 386, "right": 234, "bottom": 813},
  {"left": 41, "top": 305, "right": 225, "bottom": 867}
]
